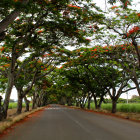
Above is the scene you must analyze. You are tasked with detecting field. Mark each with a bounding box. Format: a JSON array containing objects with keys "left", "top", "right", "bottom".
[
  {"left": 8, "top": 102, "right": 29, "bottom": 109},
  {"left": 88, "top": 103, "right": 140, "bottom": 113},
  {"left": 9, "top": 102, "right": 140, "bottom": 113}
]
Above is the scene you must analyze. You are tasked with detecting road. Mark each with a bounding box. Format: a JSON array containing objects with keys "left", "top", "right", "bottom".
[{"left": 1, "top": 104, "right": 140, "bottom": 140}]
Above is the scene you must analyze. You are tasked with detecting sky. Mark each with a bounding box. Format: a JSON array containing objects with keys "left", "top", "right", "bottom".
[
  {"left": 94, "top": 0, "right": 140, "bottom": 11},
  {"left": 1, "top": 0, "right": 140, "bottom": 101}
]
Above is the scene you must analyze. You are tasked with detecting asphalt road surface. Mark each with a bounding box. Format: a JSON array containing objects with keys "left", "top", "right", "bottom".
[{"left": 1, "top": 104, "right": 140, "bottom": 140}]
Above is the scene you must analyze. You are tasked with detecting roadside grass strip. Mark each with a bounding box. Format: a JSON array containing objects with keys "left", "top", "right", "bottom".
[{"left": 87, "top": 103, "right": 140, "bottom": 113}]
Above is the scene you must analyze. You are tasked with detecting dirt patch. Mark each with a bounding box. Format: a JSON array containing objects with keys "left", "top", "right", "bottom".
[{"left": 7, "top": 107, "right": 32, "bottom": 118}]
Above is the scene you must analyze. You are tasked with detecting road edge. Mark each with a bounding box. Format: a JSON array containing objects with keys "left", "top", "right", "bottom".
[
  {"left": 63, "top": 105, "right": 140, "bottom": 123},
  {"left": 0, "top": 106, "right": 48, "bottom": 134}
]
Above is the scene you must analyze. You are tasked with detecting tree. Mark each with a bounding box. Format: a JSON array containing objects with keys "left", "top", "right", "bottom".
[
  {"left": 0, "top": 0, "right": 103, "bottom": 120},
  {"left": 0, "top": 0, "right": 29, "bottom": 40}
]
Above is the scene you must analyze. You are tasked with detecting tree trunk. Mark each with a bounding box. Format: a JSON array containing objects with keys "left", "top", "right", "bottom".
[
  {"left": 132, "top": 38, "right": 140, "bottom": 68},
  {"left": 16, "top": 87, "right": 24, "bottom": 114},
  {"left": 3, "top": 72, "right": 15, "bottom": 118},
  {"left": 67, "top": 98, "right": 72, "bottom": 106},
  {"left": 132, "top": 78, "right": 140, "bottom": 96},
  {"left": 80, "top": 102, "right": 85, "bottom": 109},
  {"left": 0, "top": 0, "right": 29, "bottom": 40},
  {"left": 98, "top": 96, "right": 104, "bottom": 109},
  {"left": 112, "top": 99, "right": 117, "bottom": 113},
  {"left": 76, "top": 100, "right": 79, "bottom": 107},
  {"left": 3, "top": 48, "right": 16, "bottom": 119},
  {"left": 37, "top": 96, "right": 41, "bottom": 107},
  {"left": 0, "top": 96, "right": 2, "bottom": 107},
  {"left": 24, "top": 96, "right": 30, "bottom": 112},
  {"left": 60, "top": 97, "right": 66, "bottom": 105},
  {"left": 39, "top": 91, "right": 46, "bottom": 107},
  {"left": 87, "top": 96, "right": 92, "bottom": 109},
  {"left": 32, "top": 93, "right": 36, "bottom": 109},
  {"left": 0, "top": 96, "right": 4, "bottom": 121},
  {"left": 17, "top": 95, "right": 23, "bottom": 114},
  {"left": 93, "top": 95, "right": 98, "bottom": 109},
  {"left": 0, "top": 10, "right": 20, "bottom": 34}
]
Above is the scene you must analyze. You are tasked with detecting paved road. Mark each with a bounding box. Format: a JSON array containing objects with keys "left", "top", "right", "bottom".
[{"left": 1, "top": 104, "right": 140, "bottom": 140}]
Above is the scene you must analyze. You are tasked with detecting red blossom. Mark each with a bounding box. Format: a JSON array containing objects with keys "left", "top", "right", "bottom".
[
  {"left": 0, "top": 47, "right": 5, "bottom": 52},
  {"left": 3, "top": 64, "right": 10, "bottom": 67},
  {"left": 91, "top": 56, "right": 94, "bottom": 58},
  {"left": 128, "top": 26, "right": 139, "bottom": 34},
  {"left": 68, "top": 4, "right": 81, "bottom": 9},
  {"left": 86, "top": 38, "right": 91, "bottom": 42},
  {"left": 88, "top": 26, "right": 92, "bottom": 28},
  {"left": 126, "top": 33, "right": 130, "bottom": 37},
  {"left": 37, "top": 30, "right": 43, "bottom": 33},
  {"left": 125, "top": 1, "right": 130, "bottom": 7},
  {"left": 111, "top": 6, "right": 117, "bottom": 9},
  {"left": 43, "top": 54, "right": 47, "bottom": 57},
  {"left": 91, "top": 48, "right": 97, "bottom": 52},
  {"left": 137, "top": 13, "right": 140, "bottom": 17}
]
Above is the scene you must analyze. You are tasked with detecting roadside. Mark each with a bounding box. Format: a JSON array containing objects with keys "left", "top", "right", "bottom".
[
  {"left": 65, "top": 105, "right": 140, "bottom": 123},
  {"left": 0, "top": 107, "right": 46, "bottom": 134}
]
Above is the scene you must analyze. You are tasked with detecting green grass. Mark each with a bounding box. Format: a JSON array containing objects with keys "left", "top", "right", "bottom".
[
  {"left": 87, "top": 103, "right": 140, "bottom": 113},
  {"left": 8, "top": 102, "right": 25, "bottom": 109},
  {"left": 8, "top": 102, "right": 32, "bottom": 109}
]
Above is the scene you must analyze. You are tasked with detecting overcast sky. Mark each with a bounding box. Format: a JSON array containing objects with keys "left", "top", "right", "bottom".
[{"left": 94, "top": 0, "right": 140, "bottom": 11}]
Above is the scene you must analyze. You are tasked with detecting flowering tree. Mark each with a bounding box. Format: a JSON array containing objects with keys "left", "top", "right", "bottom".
[
  {"left": 104, "top": 6, "right": 140, "bottom": 67},
  {"left": 55, "top": 45, "right": 137, "bottom": 112},
  {"left": 91, "top": 5, "right": 140, "bottom": 97},
  {"left": 0, "top": 0, "right": 105, "bottom": 120}
]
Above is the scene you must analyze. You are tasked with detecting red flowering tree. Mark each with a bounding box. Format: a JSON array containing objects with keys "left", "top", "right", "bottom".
[
  {"left": 104, "top": 6, "right": 140, "bottom": 67},
  {"left": 58, "top": 45, "right": 137, "bottom": 112},
  {"left": 91, "top": 5, "right": 140, "bottom": 97},
  {"left": 0, "top": 0, "right": 106, "bottom": 120}
]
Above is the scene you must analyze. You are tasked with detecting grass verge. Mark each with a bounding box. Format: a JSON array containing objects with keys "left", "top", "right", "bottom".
[
  {"left": 66, "top": 105, "right": 140, "bottom": 123},
  {"left": 87, "top": 103, "right": 140, "bottom": 113}
]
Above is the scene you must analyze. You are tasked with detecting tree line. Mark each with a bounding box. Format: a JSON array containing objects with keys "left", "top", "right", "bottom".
[{"left": 0, "top": 0, "right": 139, "bottom": 120}]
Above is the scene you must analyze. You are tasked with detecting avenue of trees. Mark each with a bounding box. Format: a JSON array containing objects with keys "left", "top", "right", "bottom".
[{"left": 0, "top": 0, "right": 139, "bottom": 120}]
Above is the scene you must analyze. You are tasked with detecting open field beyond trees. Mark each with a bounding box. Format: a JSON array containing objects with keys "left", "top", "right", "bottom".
[
  {"left": 8, "top": 102, "right": 140, "bottom": 113},
  {"left": 87, "top": 103, "right": 140, "bottom": 113}
]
